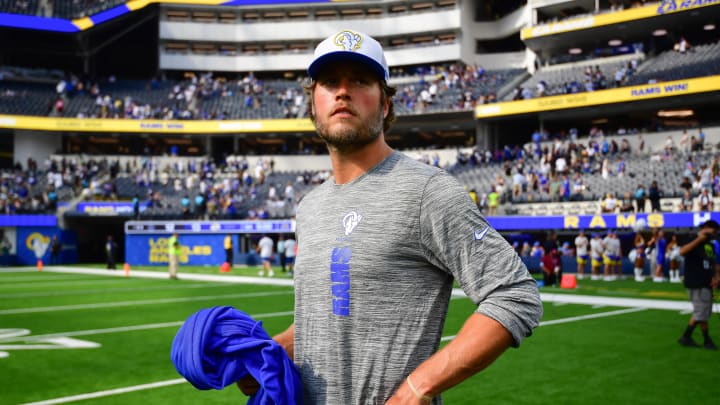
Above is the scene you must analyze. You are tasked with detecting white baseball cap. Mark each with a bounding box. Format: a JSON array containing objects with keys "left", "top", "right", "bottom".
[{"left": 308, "top": 29, "right": 389, "bottom": 81}]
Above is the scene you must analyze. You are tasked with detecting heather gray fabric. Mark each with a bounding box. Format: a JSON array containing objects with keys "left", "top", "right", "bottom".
[{"left": 293, "top": 151, "right": 542, "bottom": 404}]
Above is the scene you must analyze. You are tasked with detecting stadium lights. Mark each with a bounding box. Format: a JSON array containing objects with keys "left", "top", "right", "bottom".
[
  {"left": 568, "top": 47, "right": 582, "bottom": 55},
  {"left": 657, "top": 109, "right": 694, "bottom": 118},
  {"left": 652, "top": 29, "right": 667, "bottom": 36},
  {"left": 608, "top": 39, "right": 622, "bottom": 46},
  {"left": 704, "top": 24, "right": 716, "bottom": 31}
]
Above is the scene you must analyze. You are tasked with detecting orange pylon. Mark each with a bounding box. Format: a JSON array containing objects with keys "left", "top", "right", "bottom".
[
  {"left": 123, "top": 262, "right": 130, "bottom": 277},
  {"left": 37, "top": 259, "right": 43, "bottom": 271}
]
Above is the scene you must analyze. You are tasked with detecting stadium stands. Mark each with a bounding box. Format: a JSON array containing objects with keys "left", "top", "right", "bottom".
[{"left": 0, "top": 63, "right": 523, "bottom": 119}]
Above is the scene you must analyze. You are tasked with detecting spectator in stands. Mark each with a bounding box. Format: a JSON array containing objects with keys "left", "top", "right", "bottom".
[
  {"left": 679, "top": 190, "right": 695, "bottom": 212},
  {"left": 697, "top": 188, "right": 713, "bottom": 212},
  {"left": 648, "top": 181, "right": 663, "bottom": 212},
  {"left": 619, "top": 192, "right": 634, "bottom": 213},
  {"left": 601, "top": 192, "right": 618, "bottom": 213},
  {"left": 674, "top": 37, "right": 690, "bottom": 54},
  {"left": 698, "top": 127, "right": 705, "bottom": 151},
  {"left": 677, "top": 219, "right": 719, "bottom": 350},
  {"left": 680, "top": 130, "right": 690, "bottom": 155},
  {"left": 679, "top": 176, "right": 693, "bottom": 194}
]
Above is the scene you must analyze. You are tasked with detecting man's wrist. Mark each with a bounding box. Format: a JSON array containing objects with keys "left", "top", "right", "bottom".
[{"left": 407, "top": 376, "right": 433, "bottom": 403}]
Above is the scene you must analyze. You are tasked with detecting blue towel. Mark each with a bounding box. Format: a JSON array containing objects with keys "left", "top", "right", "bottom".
[{"left": 171, "top": 306, "right": 302, "bottom": 405}]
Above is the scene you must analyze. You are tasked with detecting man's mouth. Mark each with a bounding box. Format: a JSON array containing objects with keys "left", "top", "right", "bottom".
[{"left": 331, "top": 106, "right": 356, "bottom": 117}]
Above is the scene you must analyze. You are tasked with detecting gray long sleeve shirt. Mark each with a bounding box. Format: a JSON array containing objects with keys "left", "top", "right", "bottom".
[{"left": 293, "top": 151, "right": 543, "bottom": 404}]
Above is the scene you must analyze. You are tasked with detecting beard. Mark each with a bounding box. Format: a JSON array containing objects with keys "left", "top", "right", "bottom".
[{"left": 314, "top": 103, "right": 384, "bottom": 153}]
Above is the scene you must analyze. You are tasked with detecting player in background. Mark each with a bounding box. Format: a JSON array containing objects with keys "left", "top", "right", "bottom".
[
  {"left": 283, "top": 235, "right": 297, "bottom": 277},
  {"left": 590, "top": 232, "right": 604, "bottom": 280},
  {"left": 256, "top": 234, "right": 275, "bottom": 277},
  {"left": 574, "top": 230, "right": 589, "bottom": 279}
]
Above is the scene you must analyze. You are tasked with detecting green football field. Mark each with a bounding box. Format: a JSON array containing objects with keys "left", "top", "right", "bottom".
[{"left": 2, "top": 265, "right": 720, "bottom": 405}]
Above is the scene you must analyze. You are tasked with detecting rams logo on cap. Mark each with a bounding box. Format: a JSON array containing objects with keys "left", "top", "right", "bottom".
[{"left": 334, "top": 30, "right": 362, "bottom": 52}]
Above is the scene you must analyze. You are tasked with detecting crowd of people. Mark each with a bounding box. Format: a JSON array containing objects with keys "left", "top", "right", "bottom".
[
  {"left": 453, "top": 125, "right": 718, "bottom": 213},
  {"left": 516, "top": 226, "right": 714, "bottom": 286},
  {"left": 34, "top": 61, "right": 517, "bottom": 121},
  {"left": 0, "top": 156, "right": 109, "bottom": 215}
]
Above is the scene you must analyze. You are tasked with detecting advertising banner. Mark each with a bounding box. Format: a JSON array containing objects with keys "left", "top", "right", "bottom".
[
  {"left": 476, "top": 75, "right": 720, "bottom": 119},
  {"left": 125, "top": 234, "right": 226, "bottom": 266}
]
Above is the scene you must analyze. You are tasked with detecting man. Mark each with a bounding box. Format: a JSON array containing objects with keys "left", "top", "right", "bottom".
[
  {"left": 541, "top": 248, "right": 561, "bottom": 287},
  {"left": 105, "top": 235, "right": 118, "bottom": 270},
  {"left": 224, "top": 233, "right": 233, "bottom": 267},
  {"left": 238, "top": 30, "right": 542, "bottom": 404},
  {"left": 574, "top": 230, "right": 589, "bottom": 279},
  {"left": 284, "top": 234, "right": 297, "bottom": 277},
  {"left": 677, "top": 220, "right": 719, "bottom": 350},
  {"left": 256, "top": 234, "right": 274, "bottom": 277},
  {"left": 50, "top": 235, "right": 62, "bottom": 265},
  {"left": 168, "top": 232, "right": 180, "bottom": 279}
]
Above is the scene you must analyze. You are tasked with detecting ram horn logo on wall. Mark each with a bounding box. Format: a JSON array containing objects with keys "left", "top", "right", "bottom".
[{"left": 26, "top": 233, "right": 50, "bottom": 259}]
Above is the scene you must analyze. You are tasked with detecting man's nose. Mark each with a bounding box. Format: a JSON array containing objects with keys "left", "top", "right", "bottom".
[{"left": 334, "top": 79, "right": 352, "bottom": 99}]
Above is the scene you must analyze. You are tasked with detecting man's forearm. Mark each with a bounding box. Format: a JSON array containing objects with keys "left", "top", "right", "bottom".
[{"left": 404, "top": 312, "right": 513, "bottom": 399}]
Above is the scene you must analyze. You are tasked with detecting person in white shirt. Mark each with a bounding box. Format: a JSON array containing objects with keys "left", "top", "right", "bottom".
[
  {"left": 284, "top": 236, "right": 297, "bottom": 277},
  {"left": 574, "top": 230, "right": 589, "bottom": 279},
  {"left": 602, "top": 231, "right": 622, "bottom": 281},
  {"left": 256, "top": 234, "right": 275, "bottom": 277},
  {"left": 590, "top": 233, "right": 605, "bottom": 280}
]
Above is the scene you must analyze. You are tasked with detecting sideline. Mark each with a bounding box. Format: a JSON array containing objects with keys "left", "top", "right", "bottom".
[{"left": 24, "top": 266, "right": 709, "bottom": 313}]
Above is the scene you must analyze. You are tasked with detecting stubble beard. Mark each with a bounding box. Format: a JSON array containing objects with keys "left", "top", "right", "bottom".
[{"left": 314, "top": 105, "right": 384, "bottom": 153}]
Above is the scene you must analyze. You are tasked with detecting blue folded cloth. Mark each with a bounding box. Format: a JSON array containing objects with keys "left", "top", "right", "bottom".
[{"left": 171, "top": 306, "right": 302, "bottom": 405}]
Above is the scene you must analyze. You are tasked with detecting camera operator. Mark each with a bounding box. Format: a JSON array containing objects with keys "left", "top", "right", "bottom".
[{"left": 677, "top": 220, "right": 720, "bottom": 350}]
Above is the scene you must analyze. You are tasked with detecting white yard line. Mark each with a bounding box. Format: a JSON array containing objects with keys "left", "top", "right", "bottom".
[
  {"left": 441, "top": 307, "right": 648, "bottom": 342},
  {"left": 0, "top": 290, "right": 293, "bottom": 315},
  {"left": 1, "top": 282, "right": 233, "bottom": 299},
  {"left": 20, "top": 379, "right": 188, "bottom": 405},
  {"left": 0, "top": 310, "right": 294, "bottom": 342}
]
